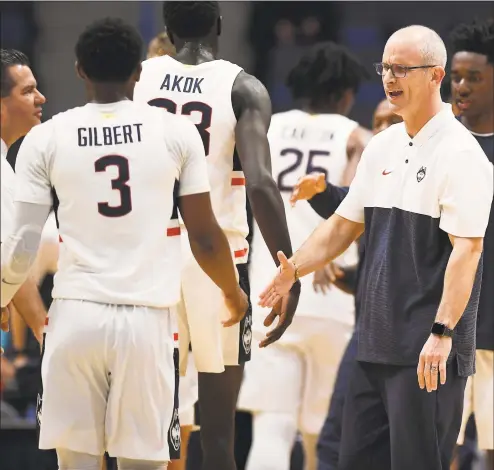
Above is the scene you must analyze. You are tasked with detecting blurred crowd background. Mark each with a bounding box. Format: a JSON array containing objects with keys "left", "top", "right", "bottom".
[
  {"left": 1, "top": 1, "right": 492, "bottom": 469},
  {"left": 2, "top": 1, "right": 493, "bottom": 128}
]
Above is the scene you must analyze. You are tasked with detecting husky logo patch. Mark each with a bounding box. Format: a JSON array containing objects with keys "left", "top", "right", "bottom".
[
  {"left": 169, "top": 408, "right": 181, "bottom": 452},
  {"left": 416, "top": 166, "right": 426, "bottom": 182},
  {"left": 242, "top": 315, "right": 252, "bottom": 354}
]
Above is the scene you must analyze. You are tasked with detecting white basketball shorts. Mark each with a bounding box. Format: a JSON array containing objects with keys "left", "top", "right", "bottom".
[
  {"left": 37, "top": 299, "right": 181, "bottom": 461},
  {"left": 238, "top": 315, "right": 352, "bottom": 435},
  {"left": 177, "top": 234, "right": 252, "bottom": 374}
]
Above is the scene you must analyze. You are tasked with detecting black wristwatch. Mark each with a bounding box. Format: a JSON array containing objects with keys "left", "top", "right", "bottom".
[{"left": 431, "top": 322, "right": 454, "bottom": 338}]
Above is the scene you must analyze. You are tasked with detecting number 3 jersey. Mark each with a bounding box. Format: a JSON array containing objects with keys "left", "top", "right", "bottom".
[
  {"left": 13, "top": 100, "right": 210, "bottom": 308},
  {"left": 134, "top": 56, "right": 249, "bottom": 260},
  {"left": 250, "top": 110, "right": 359, "bottom": 321}
]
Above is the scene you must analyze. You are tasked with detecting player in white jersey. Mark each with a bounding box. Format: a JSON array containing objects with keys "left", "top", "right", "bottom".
[
  {"left": 0, "top": 18, "right": 248, "bottom": 470},
  {"left": 1, "top": 49, "right": 47, "bottom": 350},
  {"left": 238, "top": 42, "right": 372, "bottom": 470},
  {"left": 134, "top": 3, "right": 300, "bottom": 470}
]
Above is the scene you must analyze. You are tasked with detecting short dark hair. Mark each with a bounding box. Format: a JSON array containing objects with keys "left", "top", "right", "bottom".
[
  {"left": 286, "top": 42, "right": 369, "bottom": 104},
  {"left": 163, "top": 1, "right": 220, "bottom": 39},
  {"left": 450, "top": 19, "right": 494, "bottom": 65},
  {"left": 1, "top": 49, "right": 30, "bottom": 97},
  {"left": 75, "top": 17, "right": 143, "bottom": 82}
]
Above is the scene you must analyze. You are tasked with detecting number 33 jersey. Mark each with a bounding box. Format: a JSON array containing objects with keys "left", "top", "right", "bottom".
[
  {"left": 13, "top": 100, "right": 210, "bottom": 308},
  {"left": 251, "top": 110, "right": 359, "bottom": 321},
  {"left": 134, "top": 56, "right": 249, "bottom": 259}
]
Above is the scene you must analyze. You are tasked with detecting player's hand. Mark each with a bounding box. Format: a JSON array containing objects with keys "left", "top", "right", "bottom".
[
  {"left": 290, "top": 173, "right": 327, "bottom": 206},
  {"left": 417, "top": 334, "right": 452, "bottom": 393},
  {"left": 313, "top": 262, "right": 345, "bottom": 294},
  {"left": 260, "top": 281, "right": 300, "bottom": 348},
  {"left": 223, "top": 285, "right": 249, "bottom": 327},
  {"left": 258, "top": 251, "right": 297, "bottom": 308}
]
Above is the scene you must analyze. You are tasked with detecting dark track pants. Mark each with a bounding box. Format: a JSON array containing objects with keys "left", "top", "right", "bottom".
[
  {"left": 338, "top": 360, "right": 467, "bottom": 470},
  {"left": 317, "top": 331, "right": 358, "bottom": 470}
]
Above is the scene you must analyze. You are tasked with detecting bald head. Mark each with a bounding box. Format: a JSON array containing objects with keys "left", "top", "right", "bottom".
[{"left": 387, "top": 25, "right": 447, "bottom": 68}]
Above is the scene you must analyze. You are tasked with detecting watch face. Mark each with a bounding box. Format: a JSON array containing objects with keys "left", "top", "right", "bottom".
[{"left": 431, "top": 323, "right": 446, "bottom": 336}]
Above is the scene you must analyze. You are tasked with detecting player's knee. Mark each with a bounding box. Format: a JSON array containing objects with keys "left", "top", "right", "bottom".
[
  {"left": 56, "top": 448, "right": 102, "bottom": 470},
  {"left": 117, "top": 457, "right": 168, "bottom": 470}
]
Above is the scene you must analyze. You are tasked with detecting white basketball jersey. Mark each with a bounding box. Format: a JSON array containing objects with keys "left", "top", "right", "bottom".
[
  {"left": 134, "top": 56, "right": 249, "bottom": 260},
  {"left": 14, "top": 100, "right": 210, "bottom": 308},
  {"left": 250, "top": 110, "right": 359, "bottom": 321},
  {"left": 1, "top": 139, "right": 16, "bottom": 243}
]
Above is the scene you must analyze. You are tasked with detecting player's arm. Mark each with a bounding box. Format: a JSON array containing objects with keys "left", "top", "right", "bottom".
[
  {"left": 171, "top": 118, "right": 248, "bottom": 326},
  {"left": 32, "top": 216, "right": 59, "bottom": 285},
  {"left": 289, "top": 171, "right": 350, "bottom": 219},
  {"left": 308, "top": 184, "right": 349, "bottom": 220},
  {"left": 232, "top": 72, "right": 300, "bottom": 345},
  {"left": 180, "top": 193, "right": 247, "bottom": 323},
  {"left": 232, "top": 72, "right": 296, "bottom": 268},
  {"left": 1, "top": 125, "right": 52, "bottom": 340},
  {"left": 341, "top": 126, "right": 372, "bottom": 186},
  {"left": 1, "top": 202, "right": 50, "bottom": 341}
]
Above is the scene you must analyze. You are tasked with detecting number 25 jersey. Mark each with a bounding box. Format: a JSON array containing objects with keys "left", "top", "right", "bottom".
[
  {"left": 135, "top": 56, "right": 249, "bottom": 260},
  {"left": 250, "top": 110, "right": 359, "bottom": 321},
  {"left": 14, "top": 101, "right": 210, "bottom": 308}
]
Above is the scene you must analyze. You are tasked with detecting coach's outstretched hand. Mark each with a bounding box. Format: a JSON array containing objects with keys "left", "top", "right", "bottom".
[
  {"left": 258, "top": 251, "right": 300, "bottom": 347},
  {"left": 259, "top": 251, "right": 298, "bottom": 308},
  {"left": 289, "top": 173, "right": 326, "bottom": 206},
  {"left": 223, "top": 286, "right": 249, "bottom": 327}
]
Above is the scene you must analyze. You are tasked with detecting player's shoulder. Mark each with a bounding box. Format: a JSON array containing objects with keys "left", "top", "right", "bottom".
[
  {"left": 270, "top": 109, "right": 304, "bottom": 127},
  {"left": 141, "top": 54, "right": 171, "bottom": 73},
  {"left": 232, "top": 70, "right": 266, "bottom": 97},
  {"left": 22, "top": 116, "right": 57, "bottom": 149},
  {"left": 213, "top": 59, "right": 243, "bottom": 74},
  {"left": 231, "top": 70, "right": 271, "bottom": 119}
]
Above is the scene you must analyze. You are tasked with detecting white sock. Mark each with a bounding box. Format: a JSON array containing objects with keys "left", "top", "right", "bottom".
[{"left": 246, "top": 412, "right": 298, "bottom": 470}]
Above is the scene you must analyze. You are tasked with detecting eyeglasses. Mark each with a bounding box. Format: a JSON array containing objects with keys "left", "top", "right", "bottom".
[{"left": 374, "top": 63, "right": 438, "bottom": 78}]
